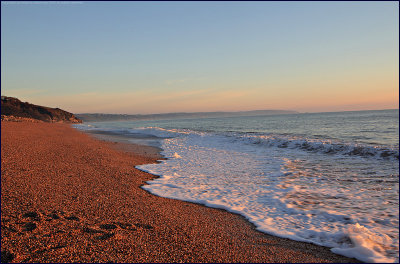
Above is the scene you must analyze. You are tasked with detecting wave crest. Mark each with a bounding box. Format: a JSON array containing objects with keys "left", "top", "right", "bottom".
[{"left": 238, "top": 134, "right": 399, "bottom": 160}]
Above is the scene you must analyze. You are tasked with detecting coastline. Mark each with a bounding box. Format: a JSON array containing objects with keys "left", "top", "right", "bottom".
[{"left": 1, "top": 121, "right": 361, "bottom": 263}]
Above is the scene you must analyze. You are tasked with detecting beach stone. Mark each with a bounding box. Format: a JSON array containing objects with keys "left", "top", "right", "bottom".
[{"left": 1, "top": 250, "right": 15, "bottom": 263}]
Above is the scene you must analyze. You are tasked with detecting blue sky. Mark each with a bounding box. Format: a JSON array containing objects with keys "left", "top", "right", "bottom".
[{"left": 1, "top": 1, "right": 398, "bottom": 114}]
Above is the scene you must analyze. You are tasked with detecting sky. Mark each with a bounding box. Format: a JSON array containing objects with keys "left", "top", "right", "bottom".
[{"left": 1, "top": 1, "right": 399, "bottom": 114}]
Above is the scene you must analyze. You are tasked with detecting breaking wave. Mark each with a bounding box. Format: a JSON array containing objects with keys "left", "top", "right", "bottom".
[
  {"left": 236, "top": 133, "right": 399, "bottom": 160},
  {"left": 129, "top": 126, "right": 399, "bottom": 160}
]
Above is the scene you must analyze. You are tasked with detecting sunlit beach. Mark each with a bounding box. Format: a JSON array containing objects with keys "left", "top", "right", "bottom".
[{"left": 1, "top": 1, "right": 398, "bottom": 263}]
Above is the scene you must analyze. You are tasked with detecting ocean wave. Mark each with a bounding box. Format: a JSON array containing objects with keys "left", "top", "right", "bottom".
[
  {"left": 237, "top": 134, "right": 399, "bottom": 160},
  {"left": 76, "top": 125, "right": 399, "bottom": 160},
  {"left": 132, "top": 126, "right": 399, "bottom": 160},
  {"left": 132, "top": 126, "right": 185, "bottom": 138}
]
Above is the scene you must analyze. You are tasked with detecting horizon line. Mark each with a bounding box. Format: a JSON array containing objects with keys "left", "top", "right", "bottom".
[{"left": 76, "top": 108, "right": 398, "bottom": 116}]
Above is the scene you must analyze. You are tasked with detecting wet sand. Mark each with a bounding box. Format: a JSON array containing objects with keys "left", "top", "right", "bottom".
[{"left": 1, "top": 121, "right": 361, "bottom": 263}]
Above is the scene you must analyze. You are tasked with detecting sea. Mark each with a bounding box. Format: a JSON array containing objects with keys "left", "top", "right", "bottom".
[{"left": 74, "top": 109, "right": 399, "bottom": 263}]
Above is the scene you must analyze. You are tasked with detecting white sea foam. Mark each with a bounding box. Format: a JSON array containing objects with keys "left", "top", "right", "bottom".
[
  {"left": 331, "top": 223, "right": 394, "bottom": 263},
  {"left": 123, "top": 126, "right": 399, "bottom": 159},
  {"left": 74, "top": 120, "right": 399, "bottom": 263},
  {"left": 237, "top": 134, "right": 398, "bottom": 160},
  {"left": 135, "top": 127, "right": 399, "bottom": 263},
  {"left": 73, "top": 123, "right": 94, "bottom": 130}
]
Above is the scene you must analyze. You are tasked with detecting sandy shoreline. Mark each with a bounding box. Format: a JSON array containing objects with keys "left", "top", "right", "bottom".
[{"left": 1, "top": 121, "right": 361, "bottom": 263}]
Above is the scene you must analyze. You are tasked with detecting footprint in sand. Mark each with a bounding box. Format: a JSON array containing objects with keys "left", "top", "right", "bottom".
[
  {"left": 48, "top": 213, "right": 60, "bottom": 220},
  {"left": 82, "top": 221, "right": 147, "bottom": 241},
  {"left": 99, "top": 224, "right": 118, "bottom": 230},
  {"left": 96, "top": 233, "right": 115, "bottom": 240},
  {"left": 82, "top": 226, "right": 114, "bottom": 240},
  {"left": 82, "top": 227, "right": 104, "bottom": 234},
  {"left": 115, "top": 222, "right": 136, "bottom": 230},
  {"left": 49, "top": 245, "right": 66, "bottom": 250},
  {"left": 22, "top": 222, "right": 37, "bottom": 232},
  {"left": 64, "top": 216, "right": 80, "bottom": 221},
  {"left": 22, "top": 212, "right": 39, "bottom": 218},
  {"left": 134, "top": 223, "right": 153, "bottom": 230}
]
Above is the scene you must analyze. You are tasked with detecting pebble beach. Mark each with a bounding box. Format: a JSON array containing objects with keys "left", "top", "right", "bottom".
[{"left": 1, "top": 121, "right": 361, "bottom": 263}]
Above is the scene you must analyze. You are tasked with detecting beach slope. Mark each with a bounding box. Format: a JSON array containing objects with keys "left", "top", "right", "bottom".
[{"left": 1, "top": 121, "right": 361, "bottom": 263}]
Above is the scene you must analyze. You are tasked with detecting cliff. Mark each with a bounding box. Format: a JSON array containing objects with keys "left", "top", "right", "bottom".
[{"left": 1, "top": 96, "right": 82, "bottom": 123}]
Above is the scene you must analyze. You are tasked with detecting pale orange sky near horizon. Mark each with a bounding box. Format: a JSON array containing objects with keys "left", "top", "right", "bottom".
[{"left": 1, "top": 2, "right": 399, "bottom": 114}]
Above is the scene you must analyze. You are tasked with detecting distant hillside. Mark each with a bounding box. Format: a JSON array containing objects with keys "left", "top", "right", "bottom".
[
  {"left": 1, "top": 96, "right": 82, "bottom": 123},
  {"left": 76, "top": 110, "right": 298, "bottom": 122}
]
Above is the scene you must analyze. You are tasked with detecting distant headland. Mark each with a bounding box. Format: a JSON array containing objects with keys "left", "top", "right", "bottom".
[{"left": 76, "top": 110, "right": 298, "bottom": 122}]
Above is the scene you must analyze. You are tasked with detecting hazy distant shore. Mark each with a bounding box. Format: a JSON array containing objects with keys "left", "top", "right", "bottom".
[
  {"left": 76, "top": 109, "right": 298, "bottom": 122},
  {"left": 1, "top": 120, "right": 360, "bottom": 263}
]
